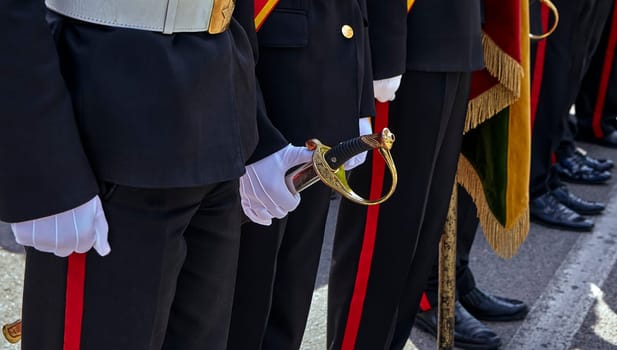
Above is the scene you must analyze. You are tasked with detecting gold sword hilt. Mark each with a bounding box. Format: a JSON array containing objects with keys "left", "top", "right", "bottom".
[
  {"left": 3, "top": 319, "right": 21, "bottom": 343},
  {"left": 305, "top": 128, "right": 397, "bottom": 205}
]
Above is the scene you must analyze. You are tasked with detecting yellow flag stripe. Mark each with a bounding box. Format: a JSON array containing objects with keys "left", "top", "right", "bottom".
[
  {"left": 254, "top": 0, "right": 279, "bottom": 31},
  {"left": 505, "top": 0, "right": 530, "bottom": 228}
]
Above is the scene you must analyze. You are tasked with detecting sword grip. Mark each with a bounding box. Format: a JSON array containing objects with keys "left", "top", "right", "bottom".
[{"left": 323, "top": 134, "right": 379, "bottom": 169}]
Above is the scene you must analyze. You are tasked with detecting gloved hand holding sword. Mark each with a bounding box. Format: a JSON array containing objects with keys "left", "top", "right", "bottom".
[{"left": 2, "top": 127, "right": 397, "bottom": 343}]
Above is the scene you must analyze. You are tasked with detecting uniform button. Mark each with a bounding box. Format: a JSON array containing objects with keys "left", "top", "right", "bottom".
[{"left": 341, "top": 24, "right": 354, "bottom": 39}]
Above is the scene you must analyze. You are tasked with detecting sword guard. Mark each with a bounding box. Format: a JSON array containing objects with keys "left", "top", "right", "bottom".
[
  {"left": 529, "top": 0, "right": 559, "bottom": 40},
  {"left": 311, "top": 128, "right": 397, "bottom": 205}
]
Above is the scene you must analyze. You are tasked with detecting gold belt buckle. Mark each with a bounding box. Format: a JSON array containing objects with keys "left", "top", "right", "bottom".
[{"left": 208, "top": 0, "right": 236, "bottom": 34}]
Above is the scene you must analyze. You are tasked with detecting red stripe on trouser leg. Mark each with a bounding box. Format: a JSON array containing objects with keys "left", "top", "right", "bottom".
[
  {"left": 63, "top": 253, "right": 86, "bottom": 350},
  {"left": 341, "top": 101, "right": 389, "bottom": 350},
  {"left": 592, "top": 1, "right": 617, "bottom": 138},
  {"left": 419, "top": 293, "right": 432, "bottom": 312},
  {"left": 530, "top": 4, "right": 550, "bottom": 129}
]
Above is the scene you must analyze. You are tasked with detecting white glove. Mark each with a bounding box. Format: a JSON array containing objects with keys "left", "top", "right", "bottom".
[
  {"left": 343, "top": 117, "right": 373, "bottom": 170},
  {"left": 240, "top": 144, "right": 313, "bottom": 225},
  {"left": 11, "top": 196, "right": 110, "bottom": 257},
  {"left": 373, "top": 75, "right": 402, "bottom": 102}
]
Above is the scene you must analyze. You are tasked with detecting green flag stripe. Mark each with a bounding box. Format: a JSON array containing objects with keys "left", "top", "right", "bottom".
[{"left": 461, "top": 108, "right": 509, "bottom": 225}]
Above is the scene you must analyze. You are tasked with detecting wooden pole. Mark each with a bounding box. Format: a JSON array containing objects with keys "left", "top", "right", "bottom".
[{"left": 437, "top": 184, "right": 457, "bottom": 349}]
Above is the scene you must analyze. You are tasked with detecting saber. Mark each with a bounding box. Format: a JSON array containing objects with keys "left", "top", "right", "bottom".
[
  {"left": 287, "top": 128, "right": 397, "bottom": 205},
  {"left": 3, "top": 128, "right": 398, "bottom": 344}
]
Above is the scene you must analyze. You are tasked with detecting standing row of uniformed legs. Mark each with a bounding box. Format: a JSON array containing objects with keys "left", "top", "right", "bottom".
[
  {"left": 328, "top": 71, "right": 471, "bottom": 350},
  {"left": 528, "top": 0, "right": 612, "bottom": 231},
  {"left": 414, "top": 188, "right": 529, "bottom": 350},
  {"left": 576, "top": 1, "right": 617, "bottom": 147},
  {"left": 228, "top": 184, "right": 333, "bottom": 350},
  {"left": 22, "top": 182, "right": 242, "bottom": 350}
]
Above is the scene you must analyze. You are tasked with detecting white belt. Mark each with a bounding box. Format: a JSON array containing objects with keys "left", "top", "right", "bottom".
[{"left": 45, "top": 0, "right": 236, "bottom": 34}]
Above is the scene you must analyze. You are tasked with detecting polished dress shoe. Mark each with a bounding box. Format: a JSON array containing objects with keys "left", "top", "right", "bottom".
[
  {"left": 555, "top": 156, "right": 611, "bottom": 184},
  {"left": 551, "top": 186, "right": 605, "bottom": 215},
  {"left": 576, "top": 127, "right": 617, "bottom": 148},
  {"left": 573, "top": 147, "right": 614, "bottom": 172},
  {"left": 601, "top": 130, "right": 617, "bottom": 148},
  {"left": 530, "top": 192, "right": 594, "bottom": 231},
  {"left": 415, "top": 302, "right": 502, "bottom": 350},
  {"left": 460, "top": 287, "right": 529, "bottom": 322}
]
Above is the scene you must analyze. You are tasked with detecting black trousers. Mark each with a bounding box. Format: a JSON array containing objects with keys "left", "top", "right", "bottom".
[
  {"left": 423, "top": 187, "right": 479, "bottom": 308},
  {"left": 228, "top": 183, "right": 332, "bottom": 350},
  {"left": 576, "top": 1, "right": 617, "bottom": 138},
  {"left": 328, "top": 71, "right": 471, "bottom": 350},
  {"left": 21, "top": 181, "right": 242, "bottom": 350},
  {"left": 529, "top": 0, "right": 612, "bottom": 197}
]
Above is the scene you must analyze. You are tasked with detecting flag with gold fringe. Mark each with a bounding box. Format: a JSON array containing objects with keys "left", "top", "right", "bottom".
[{"left": 457, "top": 0, "right": 531, "bottom": 258}]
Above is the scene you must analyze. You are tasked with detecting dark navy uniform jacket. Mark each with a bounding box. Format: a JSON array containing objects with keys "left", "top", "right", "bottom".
[
  {"left": 370, "top": 0, "right": 484, "bottom": 79},
  {"left": 0, "top": 0, "right": 287, "bottom": 222},
  {"left": 254, "top": 0, "right": 375, "bottom": 147}
]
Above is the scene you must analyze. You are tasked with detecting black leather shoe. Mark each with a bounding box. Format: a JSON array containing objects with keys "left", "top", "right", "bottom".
[
  {"left": 460, "top": 287, "right": 529, "bottom": 322},
  {"left": 555, "top": 156, "right": 611, "bottom": 184},
  {"left": 576, "top": 127, "right": 617, "bottom": 148},
  {"left": 415, "top": 302, "right": 502, "bottom": 350},
  {"left": 601, "top": 130, "right": 617, "bottom": 148},
  {"left": 551, "top": 186, "right": 605, "bottom": 215},
  {"left": 573, "top": 147, "right": 614, "bottom": 171},
  {"left": 530, "top": 192, "right": 594, "bottom": 231}
]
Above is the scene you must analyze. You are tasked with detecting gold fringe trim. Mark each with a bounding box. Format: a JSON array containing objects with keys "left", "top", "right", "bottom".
[
  {"left": 464, "top": 84, "right": 515, "bottom": 133},
  {"left": 456, "top": 155, "right": 530, "bottom": 259},
  {"left": 482, "top": 32, "right": 524, "bottom": 97},
  {"left": 464, "top": 32, "right": 525, "bottom": 134}
]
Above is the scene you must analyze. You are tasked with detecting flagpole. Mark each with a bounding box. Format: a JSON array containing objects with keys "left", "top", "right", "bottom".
[{"left": 437, "top": 184, "right": 457, "bottom": 349}]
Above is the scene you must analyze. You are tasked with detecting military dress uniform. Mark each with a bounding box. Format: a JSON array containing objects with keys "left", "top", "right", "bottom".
[
  {"left": 227, "top": 1, "right": 375, "bottom": 349},
  {"left": 0, "top": 0, "right": 288, "bottom": 349},
  {"left": 529, "top": 0, "right": 612, "bottom": 196},
  {"left": 327, "top": 1, "right": 483, "bottom": 349},
  {"left": 575, "top": 0, "right": 617, "bottom": 146},
  {"left": 528, "top": 0, "right": 611, "bottom": 229}
]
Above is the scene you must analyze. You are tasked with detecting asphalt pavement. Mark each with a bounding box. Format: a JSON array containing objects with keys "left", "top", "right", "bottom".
[{"left": 1, "top": 142, "right": 617, "bottom": 350}]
